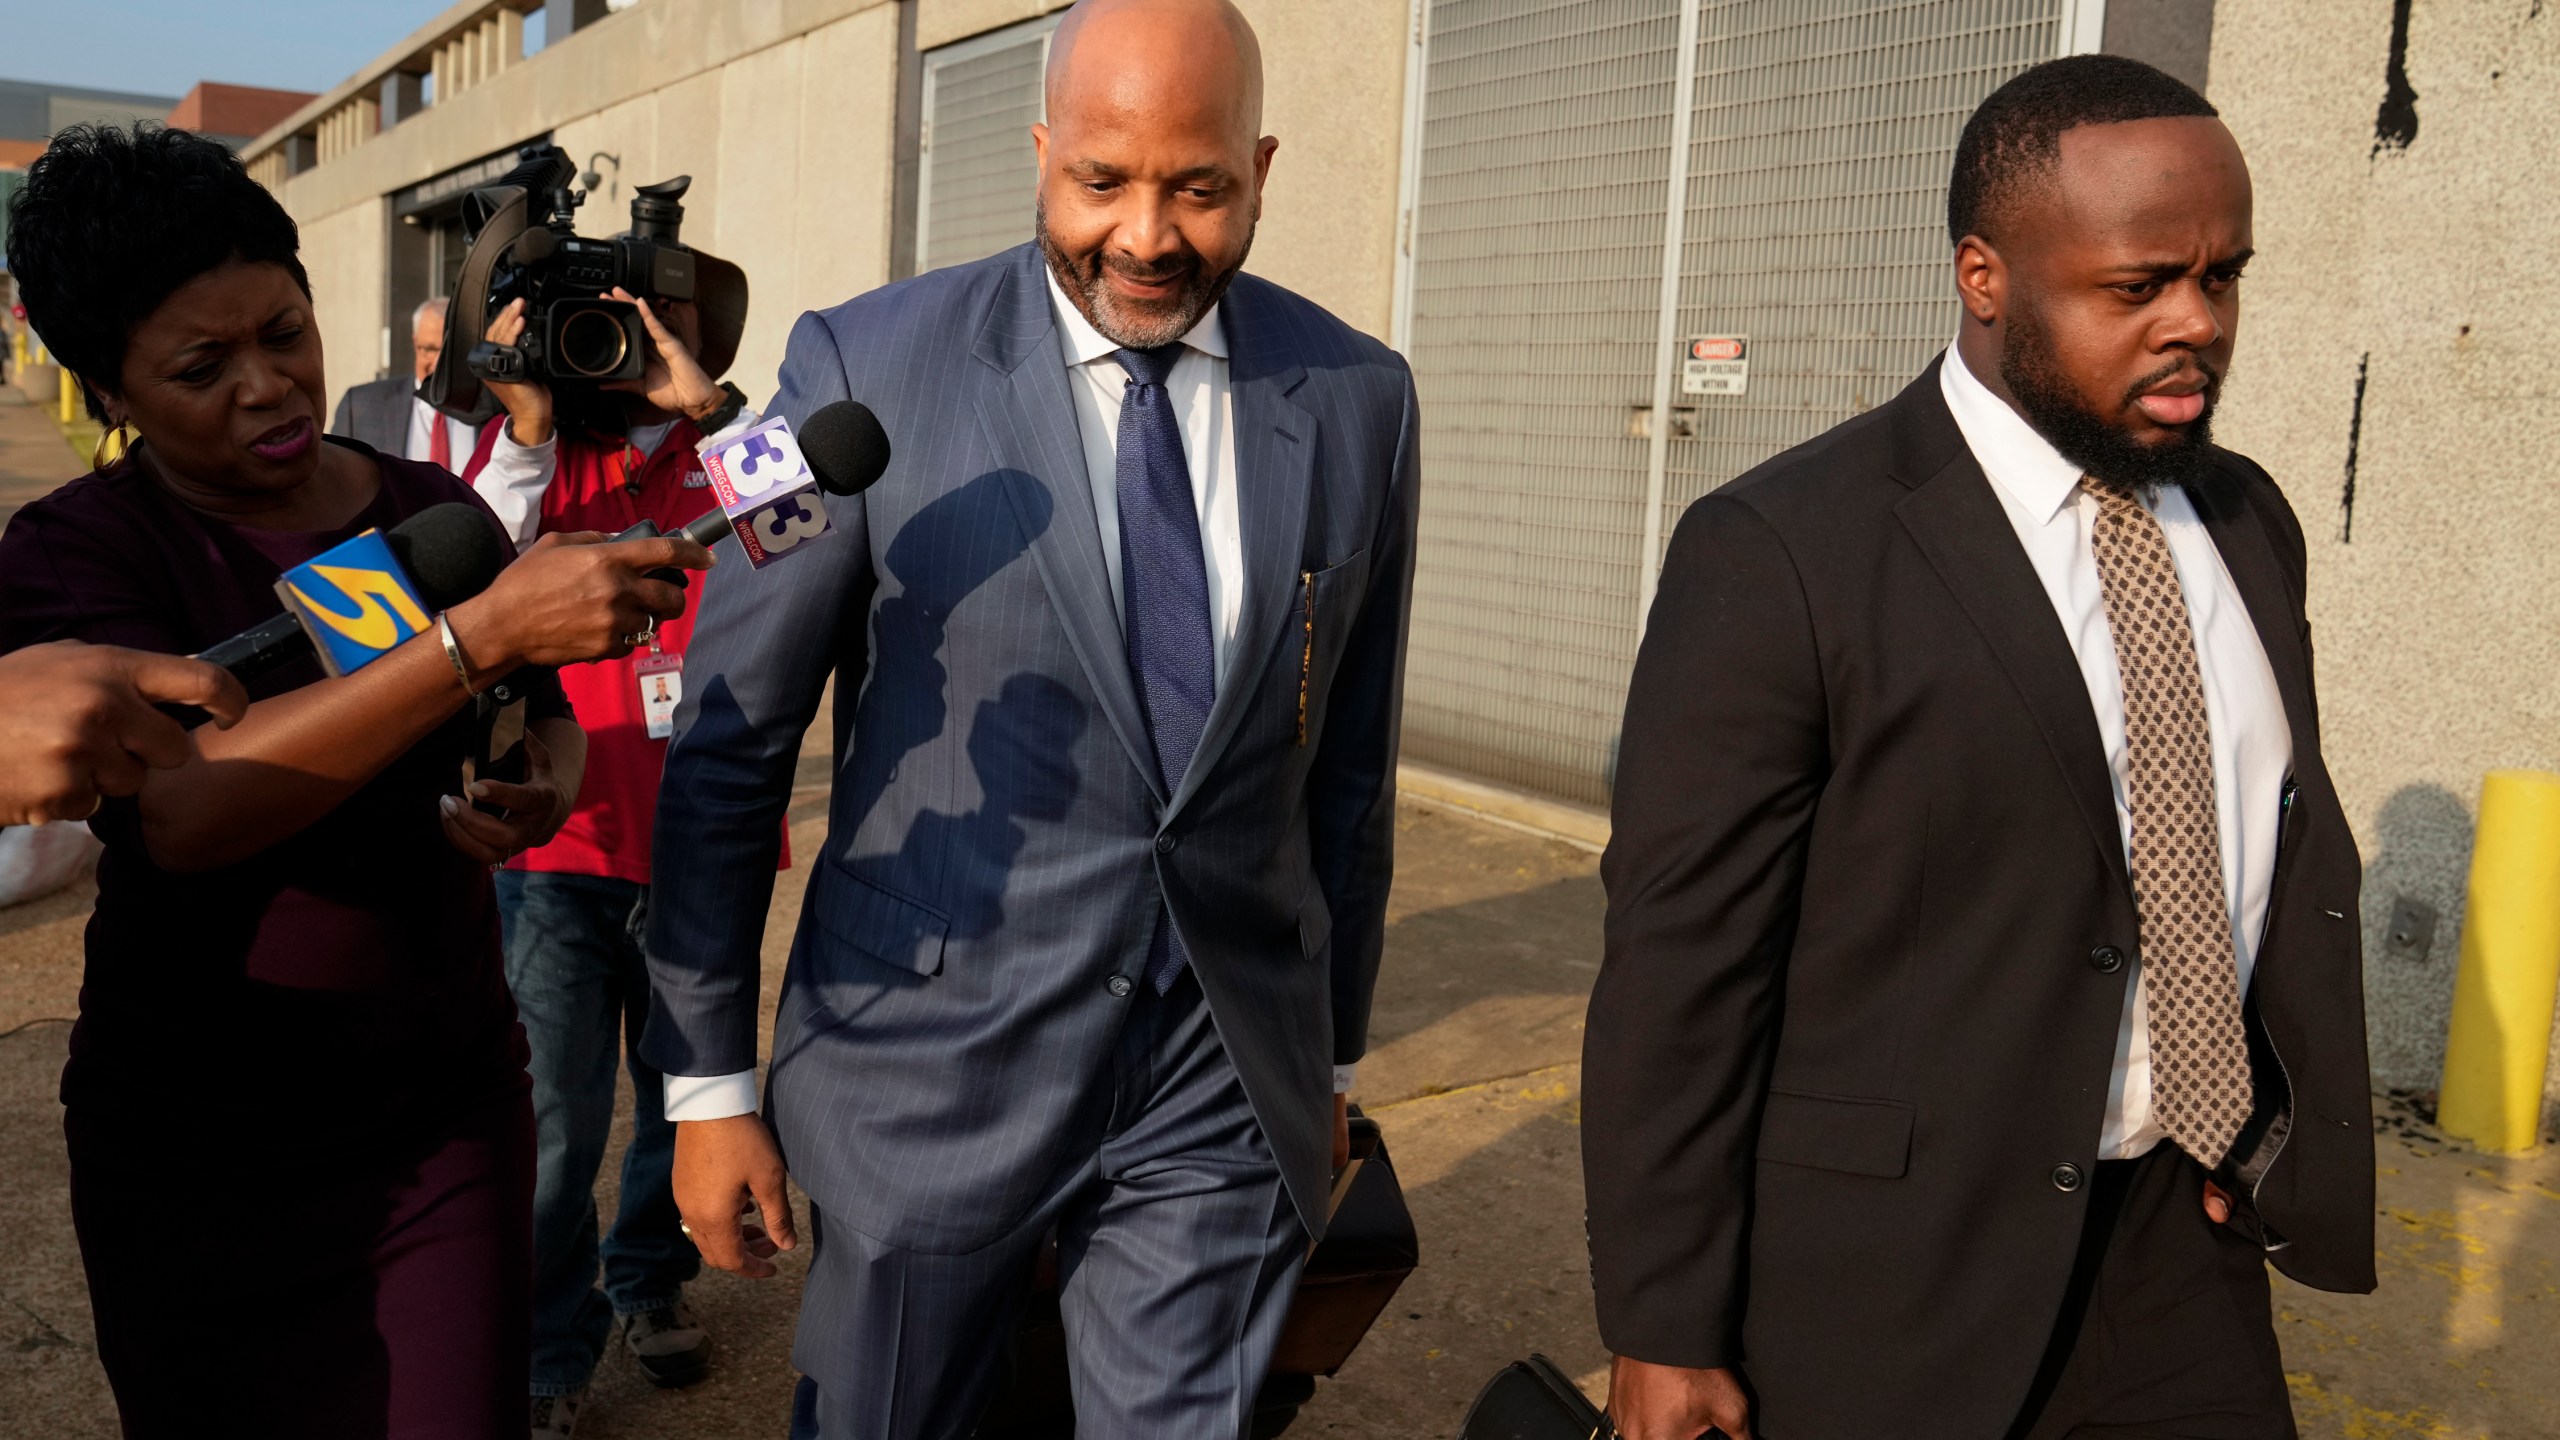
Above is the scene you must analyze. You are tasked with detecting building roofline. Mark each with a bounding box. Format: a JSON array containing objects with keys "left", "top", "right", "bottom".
[{"left": 240, "top": 0, "right": 541, "bottom": 161}]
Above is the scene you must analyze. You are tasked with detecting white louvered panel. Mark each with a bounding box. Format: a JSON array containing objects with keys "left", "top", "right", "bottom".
[
  {"left": 1402, "top": 0, "right": 1685, "bottom": 805},
  {"left": 918, "top": 16, "right": 1061, "bottom": 275}
]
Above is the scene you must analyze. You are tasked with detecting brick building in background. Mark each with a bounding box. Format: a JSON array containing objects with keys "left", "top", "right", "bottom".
[
  {"left": 165, "top": 83, "right": 319, "bottom": 152},
  {"left": 0, "top": 76, "right": 315, "bottom": 281}
]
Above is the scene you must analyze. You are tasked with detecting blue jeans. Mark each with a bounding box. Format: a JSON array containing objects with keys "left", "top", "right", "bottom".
[{"left": 497, "top": 871, "right": 701, "bottom": 1396}]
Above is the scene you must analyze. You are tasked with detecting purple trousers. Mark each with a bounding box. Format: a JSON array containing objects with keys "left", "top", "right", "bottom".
[{"left": 69, "top": 1085, "right": 534, "bottom": 1439}]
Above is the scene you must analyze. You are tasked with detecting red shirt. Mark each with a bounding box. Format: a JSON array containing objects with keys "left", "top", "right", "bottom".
[{"left": 468, "top": 418, "right": 755, "bottom": 884}]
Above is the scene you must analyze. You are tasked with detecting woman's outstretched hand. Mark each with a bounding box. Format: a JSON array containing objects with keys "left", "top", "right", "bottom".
[{"left": 444, "top": 530, "right": 713, "bottom": 679}]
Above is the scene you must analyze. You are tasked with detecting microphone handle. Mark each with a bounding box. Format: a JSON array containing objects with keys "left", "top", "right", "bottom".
[
  {"left": 197, "top": 612, "right": 311, "bottom": 681},
  {"left": 613, "top": 512, "right": 732, "bottom": 589},
  {"left": 157, "top": 612, "right": 316, "bottom": 730}
]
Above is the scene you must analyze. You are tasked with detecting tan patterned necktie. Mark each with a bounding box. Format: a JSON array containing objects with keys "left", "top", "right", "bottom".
[{"left": 2081, "top": 477, "right": 2254, "bottom": 1168}]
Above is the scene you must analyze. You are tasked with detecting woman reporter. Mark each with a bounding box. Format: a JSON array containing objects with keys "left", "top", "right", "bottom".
[{"left": 0, "top": 124, "right": 711, "bottom": 1436}]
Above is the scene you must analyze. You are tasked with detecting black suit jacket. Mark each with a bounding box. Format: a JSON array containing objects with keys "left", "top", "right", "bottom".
[
  {"left": 329, "top": 375, "right": 412, "bottom": 458},
  {"left": 1582, "top": 362, "right": 2373, "bottom": 1436}
]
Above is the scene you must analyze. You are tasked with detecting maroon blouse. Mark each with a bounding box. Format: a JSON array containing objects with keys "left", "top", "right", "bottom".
[{"left": 0, "top": 440, "right": 562, "bottom": 1164}]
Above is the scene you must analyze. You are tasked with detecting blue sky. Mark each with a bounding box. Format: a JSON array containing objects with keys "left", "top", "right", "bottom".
[{"left": 4, "top": 2, "right": 473, "bottom": 101}]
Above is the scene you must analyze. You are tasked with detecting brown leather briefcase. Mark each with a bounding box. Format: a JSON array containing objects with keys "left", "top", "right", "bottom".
[{"left": 974, "top": 1110, "right": 1419, "bottom": 1438}]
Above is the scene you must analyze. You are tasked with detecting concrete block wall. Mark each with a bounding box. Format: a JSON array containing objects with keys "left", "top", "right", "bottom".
[{"left": 2208, "top": 0, "right": 2560, "bottom": 1113}]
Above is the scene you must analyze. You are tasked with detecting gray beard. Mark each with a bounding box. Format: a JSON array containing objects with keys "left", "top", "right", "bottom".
[{"left": 1035, "top": 198, "right": 1252, "bottom": 351}]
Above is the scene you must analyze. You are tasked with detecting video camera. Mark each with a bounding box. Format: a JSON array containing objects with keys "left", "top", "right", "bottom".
[{"left": 425, "top": 143, "right": 747, "bottom": 423}]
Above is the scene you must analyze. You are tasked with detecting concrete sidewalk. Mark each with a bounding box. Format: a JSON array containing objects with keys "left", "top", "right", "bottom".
[
  {"left": 2, "top": 796, "right": 2555, "bottom": 1436},
  {"left": 0, "top": 383, "right": 84, "bottom": 531}
]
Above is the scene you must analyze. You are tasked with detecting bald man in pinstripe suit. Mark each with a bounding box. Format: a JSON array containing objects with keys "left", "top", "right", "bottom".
[{"left": 641, "top": 4, "right": 1420, "bottom": 1435}]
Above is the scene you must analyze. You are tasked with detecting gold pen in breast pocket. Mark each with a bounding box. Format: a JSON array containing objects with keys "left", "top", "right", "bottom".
[{"left": 1297, "top": 570, "right": 1315, "bottom": 747}]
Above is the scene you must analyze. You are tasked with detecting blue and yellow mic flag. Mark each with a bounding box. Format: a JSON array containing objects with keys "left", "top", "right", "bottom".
[{"left": 273, "top": 528, "right": 434, "bottom": 678}]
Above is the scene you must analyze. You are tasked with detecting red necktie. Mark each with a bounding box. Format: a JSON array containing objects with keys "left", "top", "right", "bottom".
[{"left": 429, "top": 413, "right": 452, "bottom": 472}]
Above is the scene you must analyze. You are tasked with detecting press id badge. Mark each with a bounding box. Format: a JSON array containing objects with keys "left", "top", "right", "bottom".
[{"left": 636, "top": 652, "right": 684, "bottom": 739}]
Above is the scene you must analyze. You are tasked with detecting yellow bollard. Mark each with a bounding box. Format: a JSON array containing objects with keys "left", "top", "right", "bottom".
[
  {"left": 2438, "top": 769, "right": 2560, "bottom": 1153},
  {"left": 58, "top": 365, "right": 76, "bottom": 424}
]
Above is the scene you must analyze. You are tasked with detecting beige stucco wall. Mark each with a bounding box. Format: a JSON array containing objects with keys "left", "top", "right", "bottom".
[
  {"left": 543, "top": 3, "right": 905, "bottom": 401},
  {"left": 301, "top": 199, "right": 390, "bottom": 414},
  {"left": 2208, "top": 1, "right": 2560, "bottom": 1109}
]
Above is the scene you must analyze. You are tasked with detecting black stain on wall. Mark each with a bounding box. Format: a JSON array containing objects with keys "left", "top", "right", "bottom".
[
  {"left": 2372, "top": 0, "right": 2421, "bottom": 155},
  {"left": 2340, "top": 352, "right": 2371, "bottom": 543}
]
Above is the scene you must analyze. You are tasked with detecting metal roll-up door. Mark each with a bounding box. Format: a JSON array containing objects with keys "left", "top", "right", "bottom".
[
  {"left": 1400, "top": 0, "right": 1690, "bottom": 805},
  {"left": 1398, "top": 0, "right": 2072, "bottom": 805},
  {"left": 1658, "top": 1, "right": 2069, "bottom": 528},
  {"left": 917, "top": 13, "right": 1063, "bottom": 275}
]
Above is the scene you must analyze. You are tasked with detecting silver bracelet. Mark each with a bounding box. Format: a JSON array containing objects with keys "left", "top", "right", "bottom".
[{"left": 438, "top": 612, "right": 476, "bottom": 694}]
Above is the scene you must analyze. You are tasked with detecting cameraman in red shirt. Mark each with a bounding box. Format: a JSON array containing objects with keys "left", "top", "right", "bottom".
[{"left": 466, "top": 285, "right": 752, "bottom": 1438}]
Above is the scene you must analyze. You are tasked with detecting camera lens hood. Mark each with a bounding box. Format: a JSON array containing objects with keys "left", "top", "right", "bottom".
[{"left": 421, "top": 180, "right": 532, "bottom": 425}]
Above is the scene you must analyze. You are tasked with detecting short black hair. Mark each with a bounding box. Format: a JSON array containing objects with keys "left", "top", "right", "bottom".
[
  {"left": 1948, "top": 54, "right": 2218, "bottom": 247},
  {"left": 5, "top": 123, "right": 309, "bottom": 419}
]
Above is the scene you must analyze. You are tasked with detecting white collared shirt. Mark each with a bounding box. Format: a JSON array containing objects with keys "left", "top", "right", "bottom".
[
  {"left": 468, "top": 420, "right": 552, "bottom": 553},
  {"left": 663, "top": 266, "right": 1349, "bottom": 1126},
  {"left": 1938, "top": 342, "right": 2292, "bottom": 1162},
  {"left": 405, "top": 393, "right": 483, "bottom": 470}
]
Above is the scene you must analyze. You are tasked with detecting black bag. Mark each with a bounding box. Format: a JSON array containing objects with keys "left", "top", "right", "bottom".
[
  {"left": 1458, "top": 1353, "right": 1610, "bottom": 1440},
  {"left": 974, "top": 1110, "right": 1418, "bottom": 1439}
]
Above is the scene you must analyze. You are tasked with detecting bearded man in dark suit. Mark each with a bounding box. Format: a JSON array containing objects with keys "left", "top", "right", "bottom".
[{"left": 1588, "top": 55, "right": 2373, "bottom": 1440}]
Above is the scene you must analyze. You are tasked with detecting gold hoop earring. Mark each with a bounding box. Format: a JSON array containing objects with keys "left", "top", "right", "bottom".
[{"left": 91, "top": 421, "right": 138, "bottom": 470}]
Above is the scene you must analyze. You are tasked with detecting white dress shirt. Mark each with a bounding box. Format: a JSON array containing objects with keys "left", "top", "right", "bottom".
[
  {"left": 407, "top": 396, "right": 484, "bottom": 468},
  {"left": 469, "top": 421, "right": 556, "bottom": 553},
  {"left": 661, "top": 268, "right": 1352, "bottom": 1125},
  {"left": 1938, "top": 342, "right": 2292, "bottom": 1162}
]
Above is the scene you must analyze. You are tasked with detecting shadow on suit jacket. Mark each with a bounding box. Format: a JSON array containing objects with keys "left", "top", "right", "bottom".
[
  {"left": 1582, "top": 360, "right": 2374, "bottom": 1437},
  {"left": 642, "top": 243, "right": 1421, "bottom": 1256}
]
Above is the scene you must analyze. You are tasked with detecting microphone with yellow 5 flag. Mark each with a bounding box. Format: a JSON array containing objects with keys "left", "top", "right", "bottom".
[{"left": 176, "top": 503, "right": 509, "bottom": 714}]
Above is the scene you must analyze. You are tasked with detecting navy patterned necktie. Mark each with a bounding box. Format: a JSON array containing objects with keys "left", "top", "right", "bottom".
[{"left": 1114, "top": 343, "right": 1215, "bottom": 992}]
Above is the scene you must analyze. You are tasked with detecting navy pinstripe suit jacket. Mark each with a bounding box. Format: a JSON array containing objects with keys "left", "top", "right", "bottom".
[{"left": 642, "top": 243, "right": 1419, "bottom": 1252}]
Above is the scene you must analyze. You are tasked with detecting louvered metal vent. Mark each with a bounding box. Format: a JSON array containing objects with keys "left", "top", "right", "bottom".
[{"left": 918, "top": 14, "right": 1062, "bottom": 275}]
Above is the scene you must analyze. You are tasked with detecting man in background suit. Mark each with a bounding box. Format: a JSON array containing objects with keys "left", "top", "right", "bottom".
[
  {"left": 641, "top": 2, "right": 1418, "bottom": 1435},
  {"left": 327, "top": 296, "right": 478, "bottom": 468},
  {"left": 1587, "top": 56, "right": 2373, "bottom": 1439}
]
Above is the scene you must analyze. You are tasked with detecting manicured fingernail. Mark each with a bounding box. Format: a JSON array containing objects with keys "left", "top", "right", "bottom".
[{"left": 439, "top": 795, "right": 458, "bottom": 815}]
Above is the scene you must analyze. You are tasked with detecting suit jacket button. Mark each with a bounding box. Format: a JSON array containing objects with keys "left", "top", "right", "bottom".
[
  {"left": 1154, "top": 833, "right": 1178, "bottom": 855},
  {"left": 2051, "top": 1162, "right": 2085, "bottom": 1193},
  {"left": 1107, "top": 974, "right": 1134, "bottom": 998},
  {"left": 2089, "top": 945, "right": 2125, "bottom": 974}
]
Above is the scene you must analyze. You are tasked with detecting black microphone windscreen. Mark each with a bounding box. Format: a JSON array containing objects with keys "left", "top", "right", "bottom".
[
  {"left": 387, "top": 502, "right": 509, "bottom": 611},
  {"left": 799, "top": 401, "right": 892, "bottom": 498}
]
